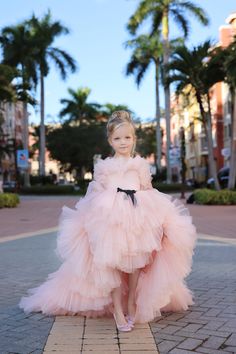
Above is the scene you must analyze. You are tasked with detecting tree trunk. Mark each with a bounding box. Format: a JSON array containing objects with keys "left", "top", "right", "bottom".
[
  {"left": 162, "top": 12, "right": 171, "bottom": 183},
  {"left": 39, "top": 72, "right": 45, "bottom": 176},
  {"left": 228, "top": 89, "right": 236, "bottom": 189},
  {"left": 204, "top": 114, "right": 220, "bottom": 190},
  {"left": 22, "top": 90, "right": 30, "bottom": 187},
  {"left": 155, "top": 60, "right": 162, "bottom": 171},
  {"left": 197, "top": 93, "right": 220, "bottom": 190}
]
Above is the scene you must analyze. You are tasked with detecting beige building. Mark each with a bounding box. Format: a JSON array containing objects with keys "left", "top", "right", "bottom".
[
  {"left": 0, "top": 101, "right": 25, "bottom": 182},
  {"left": 170, "top": 92, "right": 209, "bottom": 183}
]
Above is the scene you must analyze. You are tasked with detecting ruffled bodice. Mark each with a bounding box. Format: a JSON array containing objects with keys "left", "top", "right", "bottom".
[{"left": 91, "top": 155, "right": 153, "bottom": 193}]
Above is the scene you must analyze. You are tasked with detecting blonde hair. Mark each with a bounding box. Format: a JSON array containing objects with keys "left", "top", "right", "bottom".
[{"left": 106, "top": 110, "right": 136, "bottom": 156}]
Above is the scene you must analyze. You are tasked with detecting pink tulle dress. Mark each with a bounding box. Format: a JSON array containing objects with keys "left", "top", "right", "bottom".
[{"left": 19, "top": 156, "right": 197, "bottom": 323}]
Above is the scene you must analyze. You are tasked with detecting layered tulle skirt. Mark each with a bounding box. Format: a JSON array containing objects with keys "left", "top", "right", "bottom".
[{"left": 19, "top": 187, "right": 197, "bottom": 323}]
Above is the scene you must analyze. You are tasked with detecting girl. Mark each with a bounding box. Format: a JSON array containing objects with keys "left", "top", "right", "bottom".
[{"left": 19, "top": 110, "right": 197, "bottom": 332}]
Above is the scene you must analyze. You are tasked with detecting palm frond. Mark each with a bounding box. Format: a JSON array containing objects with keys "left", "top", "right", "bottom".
[
  {"left": 127, "top": 0, "right": 155, "bottom": 35},
  {"left": 178, "top": 1, "right": 209, "bottom": 26},
  {"left": 171, "top": 9, "right": 189, "bottom": 38}
]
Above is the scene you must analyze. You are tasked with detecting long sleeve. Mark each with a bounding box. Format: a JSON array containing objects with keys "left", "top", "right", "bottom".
[
  {"left": 139, "top": 158, "right": 153, "bottom": 190},
  {"left": 85, "top": 159, "right": 106, "bottom": 196}
]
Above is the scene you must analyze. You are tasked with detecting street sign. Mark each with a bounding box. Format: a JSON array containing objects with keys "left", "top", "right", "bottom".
[
  {"left": 17, "top": 149, "right": 29, "bottom": 169},
  {"left": 221, "top": 148, "right": 230, "bottom": 158}
]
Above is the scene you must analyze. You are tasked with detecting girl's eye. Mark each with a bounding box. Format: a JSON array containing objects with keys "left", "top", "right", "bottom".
[
  {"left": 125, "top": 136, "right": 131, "bottom": 139},
  {"left": 114, "top": 137, "right": 120, "bottom": 140}
]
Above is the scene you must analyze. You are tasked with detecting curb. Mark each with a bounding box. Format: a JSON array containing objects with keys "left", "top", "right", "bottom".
[{"left": 0, "top": 227, "right": 58, "bottom": 244}]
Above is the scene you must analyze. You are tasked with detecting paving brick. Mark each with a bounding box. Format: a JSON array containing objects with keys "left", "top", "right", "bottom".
[
  {"left": 83, "top": 344, "right": 119, "bottom": 350},
  {"left": 174, "top": 329, "right": 209, "bottom": 340},
  {"left": 178, "top": 323, "right": 203, "bottom": 332},
  {"left": 203, "top": 321, "right": 226, "bottom": 330},
  {"left": 119, "top": 352, "right": 158, "bottom": 354},
  {"left": 157, "top": 340, "right": 180, "bottom": 353},
  {"left": 202, "top": 335, "right": 227, "bottom": 349},
  {"left": 196, "top": 329, "right": 232, "bottom": 338},
  {"left": 120, "top": 343, "right": 157, "bottom": 350},
  {"left": 154, "top": 332, "right": 186, "bottom": 342},
  {"left": 160, "top": 325, "right": 181, "bottom": 334},
  {"left": 169, "top": 348, "right": 200, "bottom": 354},
  {"left": 221, "top": 346, "right": 236, "bottom": 352},
  {"left": 224, "top": 333, "right": 236, "bottom": 346},
  {"left": 177, "top": 338, "right": 203, "bottom": 350},
  {"left": 196, "top": 348, "right": 231, "bottom": 354}
]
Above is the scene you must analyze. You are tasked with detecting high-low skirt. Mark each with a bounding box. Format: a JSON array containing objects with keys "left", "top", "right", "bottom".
[{"left": 19, "top": 186, "right": 197, "bottom": 323}]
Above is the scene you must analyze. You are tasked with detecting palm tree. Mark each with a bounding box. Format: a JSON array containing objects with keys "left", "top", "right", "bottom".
[
  {"left": 0, "top": 64, "right": 17, "bottom": 102},
  {"left": 0, "top": 24, "right": 37, "bottom": 187},
  {"left": 127, "top": 0, "right": 209, "bottom": 183},
  {"left": 27, "top": 11, "right": 77, "bottom": 175},
  {"left": 59, "top": 87, "right": 100, "bottom": 124},
  {"left": 167, "top": 41, "right": 225, "bottom": 190},
  {"left": 125, "top": 34, "right": 163, "bottom": 169}
]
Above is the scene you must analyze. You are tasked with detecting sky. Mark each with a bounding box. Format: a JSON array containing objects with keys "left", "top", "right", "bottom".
[{"left": 1, "top": 0, "right": 236, "bottom": 124}]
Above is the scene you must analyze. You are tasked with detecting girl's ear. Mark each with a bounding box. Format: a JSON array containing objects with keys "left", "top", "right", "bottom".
[{"left": 108, "top": 138, "right": 112, "bottom": 147}]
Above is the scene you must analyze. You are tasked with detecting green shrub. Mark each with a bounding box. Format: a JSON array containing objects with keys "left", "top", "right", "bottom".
[
  {"left": 20, "top": 185, "right": 76, "bottom": 195},
  {"left": 30, "top": 175, "right": 55, "bottom": 185},
  {"left": 0, "top": 197, "right": 4, "bottom": 208},
  {"left": 0, "top": 193, "right": 20, "bottom": 208},
  {"left": 153, "top": 182, "right": 193, "bottom": 193},
  {"left": 194, "top": 188, "right": 236, "bottom": 205}
]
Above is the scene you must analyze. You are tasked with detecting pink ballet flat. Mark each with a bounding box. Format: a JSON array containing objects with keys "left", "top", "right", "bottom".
[
  {"left": 125, "top": 314, "right": 135, "bottom": 327},
  {"left": 113, "top": 314, "right": 132, "bottom": 332}
]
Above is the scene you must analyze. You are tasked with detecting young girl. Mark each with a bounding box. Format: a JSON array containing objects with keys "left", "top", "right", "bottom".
[{"left": 19, "top": 110, "right": 197, "bottom": 332}]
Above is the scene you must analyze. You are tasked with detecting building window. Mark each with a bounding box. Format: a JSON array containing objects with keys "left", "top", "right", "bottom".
[{"left": 200, "top": 136, "right": 208, "bottom": 153}]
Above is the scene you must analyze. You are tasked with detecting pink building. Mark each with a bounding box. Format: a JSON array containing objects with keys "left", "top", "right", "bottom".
[{"left": 210, "top": 12, "right": 236, "bottom": 170}]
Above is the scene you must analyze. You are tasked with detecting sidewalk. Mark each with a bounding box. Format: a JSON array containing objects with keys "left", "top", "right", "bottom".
[
  {"left": 1, "top": 195, "right": 235, "bottom": 240},
  {"left": 0, "top": 196, "right": 236, "bottom": 353}
]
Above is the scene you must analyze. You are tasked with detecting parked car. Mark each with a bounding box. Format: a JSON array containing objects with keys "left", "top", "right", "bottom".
[
  {"left": 2, "top": 181, "right": 17, "bottom": 192},
  {"left": 207, "top": 167, "right": 231, "bottom": 189}
]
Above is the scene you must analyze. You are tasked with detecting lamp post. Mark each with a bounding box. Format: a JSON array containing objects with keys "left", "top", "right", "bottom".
[{"left": 179, "top": 126, "right": 186, "bottom": 199}]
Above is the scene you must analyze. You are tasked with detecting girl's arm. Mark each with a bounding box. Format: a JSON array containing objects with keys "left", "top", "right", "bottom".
[
  {"left": 139, "top": 159, "right": 153, "bottom": 190},
  {"left": 85, "top": 159, "right": 106, "bottom": 196}
]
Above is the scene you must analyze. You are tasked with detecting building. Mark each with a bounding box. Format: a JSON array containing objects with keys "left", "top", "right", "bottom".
[
  {"left": 170, "top": 92, "right": 209, "bottom": 183},
  {"left": 210, "top": 12, "right": 236, "bottom": 170},
  {"left": 0, "top": 101, "right": 25, "bottom": 183},
  {"left": 29, "top": 124, "right": 74, "bottom": 183},
  {"left": 169, "top": 12, "right": 236, "bottom": 183}
]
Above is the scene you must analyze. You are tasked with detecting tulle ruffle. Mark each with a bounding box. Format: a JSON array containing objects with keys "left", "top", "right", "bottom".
[{"left": 19, "top": 185, "right": 197, "bottom": 323}]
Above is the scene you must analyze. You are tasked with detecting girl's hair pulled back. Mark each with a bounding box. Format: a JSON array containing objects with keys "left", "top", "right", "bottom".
[{"left": 106, "top": 110, "right": 136, "bottom": 139}]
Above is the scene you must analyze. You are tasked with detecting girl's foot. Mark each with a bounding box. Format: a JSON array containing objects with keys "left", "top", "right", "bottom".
[
  {"left": 113, "top": 313, "right": 132, "bottom": 332},
  {"left": 125, "top": 314, "right": 135, "bottom": 327},
  {"left": 127, "top": 301, "right": 136, "bottom": 326}
]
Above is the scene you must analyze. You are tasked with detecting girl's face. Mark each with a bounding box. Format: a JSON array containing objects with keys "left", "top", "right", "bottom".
[{"left": 109, "top": 123, "right": 135, "bottom": 158}]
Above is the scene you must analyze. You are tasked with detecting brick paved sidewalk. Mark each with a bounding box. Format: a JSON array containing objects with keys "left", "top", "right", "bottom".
[
  {"left": 0, "top": 196, "right": 78, "bottom": 239},
  {"left": 0, "top": 195, "right": 236, "bottom": 354},
  {"left": 1, "top": 230, "right": 236, "bottom": 353}
]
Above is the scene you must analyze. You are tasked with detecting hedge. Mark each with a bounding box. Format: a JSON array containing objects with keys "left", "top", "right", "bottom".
[
  {"left": 19, "top": 181, "right": 194, "bottom": 195},
  {"left": 0, "top": 193, "right": 20, "bottom": 208},
  {"left": 20, "top": 185, "right": 76, "bottom": 195},
  {"left": 152, "top": 182, "right": 193, "bottom": 193},
  {"left": 194, "top": 188, "right": 236, "bottom": 205}
]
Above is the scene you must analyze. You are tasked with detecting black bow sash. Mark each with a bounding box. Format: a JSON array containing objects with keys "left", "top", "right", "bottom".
[{"left": 117, "top": 187, "right": 137, "bottom": 206}]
